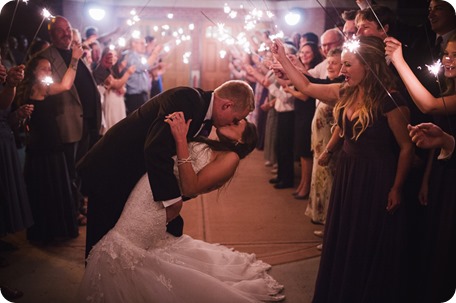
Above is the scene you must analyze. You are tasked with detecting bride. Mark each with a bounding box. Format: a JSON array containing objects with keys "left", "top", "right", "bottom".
[{"left": 78, "top": 112, "right": 285, "bottom": 302}]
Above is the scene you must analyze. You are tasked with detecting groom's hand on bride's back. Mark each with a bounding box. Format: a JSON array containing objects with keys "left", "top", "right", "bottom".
[{"left": 166, "top": 200, "right": 183, "bottom": 223}]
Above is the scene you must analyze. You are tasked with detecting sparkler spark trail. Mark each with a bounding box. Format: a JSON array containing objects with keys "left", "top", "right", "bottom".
[
  {"left": 426, "top": 59, "right": 453, "bottom": 133},
  {"left": 6, "top": 0, "right": 21, "bottom": 42},
  {"left": 365, "top": 0, "right": 389, "bottom": 38},
  {"left": 426, "top": 60, "right": 442, "bottom": 77},
  {"left": 200, "top": 10, "right": 263, "bottom": 61},
  {"left": 23, "top": 8, "right": 54, "bottom": 64},
  {"left": 343, "top": 39, "right": 360, "bottom": 53}
]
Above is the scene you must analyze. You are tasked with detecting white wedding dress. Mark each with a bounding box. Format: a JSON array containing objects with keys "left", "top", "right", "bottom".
[{"left": 78, "top": 142, "right": 285, "bottom": 303}]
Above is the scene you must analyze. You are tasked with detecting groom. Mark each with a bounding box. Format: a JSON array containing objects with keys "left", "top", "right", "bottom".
[{"left": 77, "top": 80, "right": 254, "bottom": 258}]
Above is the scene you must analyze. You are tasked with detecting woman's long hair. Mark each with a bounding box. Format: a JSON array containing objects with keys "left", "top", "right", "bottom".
[
  {"left": 15, "top": 55, "right": 46, "bottom": 106},
  {"left": 334, "top": 35, "right": 398, "bottom": 140},
  {"left": 300, "top": 42, "right": 324, "bottom": 69},
  {"left": 192, "top": 119, "right": 258, "bottom": 159},
  {"left": 442, "top": 32, "right": 456, "bottom": 97}
]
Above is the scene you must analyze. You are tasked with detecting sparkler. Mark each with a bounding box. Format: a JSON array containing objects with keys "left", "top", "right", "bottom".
[
  {"left": 22, "top": 8, "right": 54, "bottom": 63},
  {"left": 30, "top": 8, "right": 53, "bottom": 43},
  {"left": 364, "top": 0, "right": 388, "bottom": 38},
  {"left": 6, "top": 0, "right": 21, "bottom": 42},
  {"left": 343, "top": 39, "right": 360, "bottom": 53},
  {"left": 426, "top": 59, "right": 453, "bottom": 133},
  {"left": 426, "top": 60, "right": 442, "bottom": 77},
  {"left": 41, "top": 76, "right": 53, "bottom": 86}
]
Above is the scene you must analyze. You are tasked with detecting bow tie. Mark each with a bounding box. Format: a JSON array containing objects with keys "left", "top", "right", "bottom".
[{"left": 197, "top": 119, "right": 213, "bottom": 137}]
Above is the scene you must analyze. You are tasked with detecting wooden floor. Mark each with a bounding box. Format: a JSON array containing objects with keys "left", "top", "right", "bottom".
[{"left": 0, "top": 149, "right": 322, "bottom": 303}]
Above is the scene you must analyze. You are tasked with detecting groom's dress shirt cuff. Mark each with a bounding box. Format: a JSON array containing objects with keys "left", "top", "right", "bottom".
[{"left": 162, "top": 197, "right": 182, "bottom": 207}]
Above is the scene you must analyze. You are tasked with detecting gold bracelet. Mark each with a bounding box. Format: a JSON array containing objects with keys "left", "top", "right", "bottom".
[{"left": 70, "top": 63, "right": 77, "bottom": 71}]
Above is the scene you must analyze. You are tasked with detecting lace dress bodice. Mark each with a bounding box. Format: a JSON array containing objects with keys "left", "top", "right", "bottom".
[{"left": 113, "top": 142, "right": 212, "bottom": 249}]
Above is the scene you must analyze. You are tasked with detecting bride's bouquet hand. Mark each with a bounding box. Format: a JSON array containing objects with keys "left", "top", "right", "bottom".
[{"left": 165, "top": 111, "right": 192, "bottom": 144}]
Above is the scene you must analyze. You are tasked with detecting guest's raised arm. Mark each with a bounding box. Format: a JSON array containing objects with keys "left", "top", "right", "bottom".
[
  {"left": 271, "top": 39, "right": 340, "bottom": 106},
  {"left": 48, "top": 43, "right": 84, "bottom": 94},
  {"left": 385, "top": 36, "right": 456, "bottom": 115}
]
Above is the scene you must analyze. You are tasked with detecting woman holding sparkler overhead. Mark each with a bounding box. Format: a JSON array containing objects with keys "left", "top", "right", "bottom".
[
  {"left": 272, "top": 35, "right": 414, "bottom": 302},
  {"left": 14, "top": 43, "right": 84, "bottom": 243},
  {"left": 385, "top": 32, "right": 456, "bottom": 303}
]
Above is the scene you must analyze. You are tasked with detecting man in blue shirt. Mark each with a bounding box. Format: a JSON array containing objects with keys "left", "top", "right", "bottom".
[{"left": 124, "top": 37, "right": 161, "bottom": 115}]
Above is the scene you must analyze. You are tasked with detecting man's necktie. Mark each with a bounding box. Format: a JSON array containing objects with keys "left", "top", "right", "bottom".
[{"left": 433, "top": 36, "right": 443, "bottom": 60}]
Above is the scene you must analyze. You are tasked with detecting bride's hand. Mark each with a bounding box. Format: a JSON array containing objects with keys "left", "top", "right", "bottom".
[{"left": 165, "top": 112, "right": 192, "bottom": 143}]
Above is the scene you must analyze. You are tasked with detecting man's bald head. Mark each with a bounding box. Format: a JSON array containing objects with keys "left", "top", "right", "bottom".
[{"left": 48, "top": 16, "right": 73, "bottom": 50}]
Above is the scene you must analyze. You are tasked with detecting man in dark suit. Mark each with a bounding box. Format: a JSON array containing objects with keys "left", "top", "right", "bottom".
[{"left": 77, "top": 80, "right": 254, "bottom": 258}]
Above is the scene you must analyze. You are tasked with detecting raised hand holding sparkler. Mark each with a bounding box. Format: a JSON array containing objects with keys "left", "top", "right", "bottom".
[
  {"left": 385, "top": 36, "right": 456, "bottom": 116},
  {"left": 271, "top": 38, "right": 340, "bottom": 106},
  {"left": 34, "top": 43, "right": 83, "bottom": 98},
  {"left": 0, "top": 63, "right": 24, "bottom": 109},
  {"left": 5, "top": 64, "right": 25, "bottom": 88},
  {"left": 384, "top": 36, "right": 405, "bottom": 65}
]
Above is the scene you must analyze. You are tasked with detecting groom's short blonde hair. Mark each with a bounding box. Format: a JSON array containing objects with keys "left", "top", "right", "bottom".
[{"left": 214, "top": 80, "right": 255, "bottom": 112}]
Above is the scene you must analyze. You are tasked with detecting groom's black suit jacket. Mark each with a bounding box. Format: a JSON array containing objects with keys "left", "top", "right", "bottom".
[{"left": 77, "top": 87, "right": 212, "bottom": 258}]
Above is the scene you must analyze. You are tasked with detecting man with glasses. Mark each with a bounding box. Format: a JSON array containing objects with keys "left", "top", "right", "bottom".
[
  {"left": 341, "top": 9, "right": 358, "bottom": 39},
  {"left": 308, "top": 28, "right": 344, "bottom": 79}
]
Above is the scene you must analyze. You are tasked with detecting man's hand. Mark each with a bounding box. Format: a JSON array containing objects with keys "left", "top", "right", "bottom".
[{"left": 166, "top": 200, "right": 183, "bottom": 223}]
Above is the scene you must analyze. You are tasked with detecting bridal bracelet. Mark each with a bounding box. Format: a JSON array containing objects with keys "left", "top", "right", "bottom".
[{"left": 177, "top": 156, "right": 193, "bottom": 166}]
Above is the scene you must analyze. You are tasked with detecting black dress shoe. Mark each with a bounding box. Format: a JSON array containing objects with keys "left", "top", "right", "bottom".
[
  {"left": 269, "top": 178, "right": 280, "bottom": 184},
  {"left": 274, "top": 182, "right": 293, "bottom": 189}
]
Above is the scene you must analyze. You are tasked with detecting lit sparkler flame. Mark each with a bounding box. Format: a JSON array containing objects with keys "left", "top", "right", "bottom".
[
  {"left": 344, "top": 39, "right": 360, "bottom": 53},
  {"left": 42, "top": 76, "right": 53, "bottom": 86},
  {"left": 42, "top": 8, "right": 53, "bottom": 19},
  {"left": 426, "top": 60, "right": 442, "bottom": 77}
]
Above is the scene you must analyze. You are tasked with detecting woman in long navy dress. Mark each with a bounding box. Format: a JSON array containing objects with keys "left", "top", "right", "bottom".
[
  {"left": 272, "top": 35, "right": 414, "bottom": 302},
  {"left": 15, "top": 44, "right": 83, "bottom": 243}
]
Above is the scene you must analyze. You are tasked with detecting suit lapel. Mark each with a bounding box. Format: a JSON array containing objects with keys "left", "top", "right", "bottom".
[{"left": 49, "top": 46, "right": 81, "bottom": 104}]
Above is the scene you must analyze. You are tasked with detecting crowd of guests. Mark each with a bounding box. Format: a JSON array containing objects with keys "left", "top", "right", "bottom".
[
  {"left": 227, "top": 0, "right": 456, "bottom": 302},
  {"left": 0, "top": 14, "right": 169, "bottom": 300},
  {"left": 0, "top": 0, "right": 456, "bottom": 301},
  {"left": 0, "top": 11, "right": 168, "bottom": 257}
]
